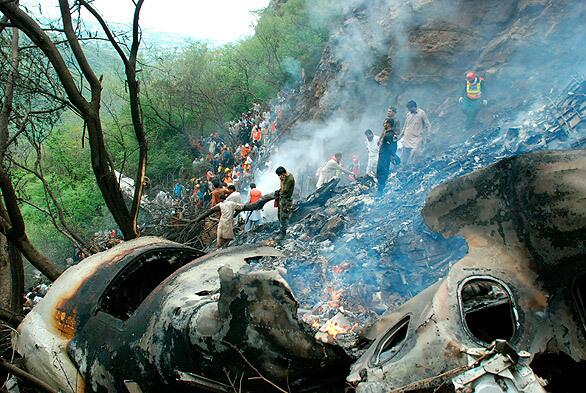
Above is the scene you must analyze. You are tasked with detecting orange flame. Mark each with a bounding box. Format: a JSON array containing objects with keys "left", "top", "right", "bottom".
[
  {"left": 325, "top": 288, "right": 343, "bottom": 308},
  {"left": 321, "top": 319, "right": 350, "bottom": 338}
]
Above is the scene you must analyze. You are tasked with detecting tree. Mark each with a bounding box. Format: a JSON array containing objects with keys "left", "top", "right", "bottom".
[
  {"left": 0, "top": 20, "right": 61, "bottom": 295},
  {"left": 0, "top": 0, "right": 148, "bottom": 240}
]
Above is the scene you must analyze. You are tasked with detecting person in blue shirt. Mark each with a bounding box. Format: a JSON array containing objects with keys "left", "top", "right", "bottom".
[{"left": 173, "top": 179, "right": 184, "bottom": 199}]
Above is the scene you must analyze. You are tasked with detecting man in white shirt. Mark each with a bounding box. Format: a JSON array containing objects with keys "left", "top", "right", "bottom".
[
  {"left": 316, "top": 153, "right": 353, "bottom": 189},
  {"left": 399, "top": 100, "right": 431, "bottom": 164},
  {"left": 217, "top": 185, "right": 242, "bottom": 248},
  {"left": 364, "top": 129, "right": 380, "bottom": 177},
  {"left": 225, "top": 185, "right": 241, "bottom": 203}
]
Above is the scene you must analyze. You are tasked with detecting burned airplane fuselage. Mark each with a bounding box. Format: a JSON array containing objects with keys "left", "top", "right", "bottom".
[
  {"left": 15, "top": 238, "right": 351, "bottom": 392},
  {"left": 349, "top": 149, "right": 586, "bottom": 392}
]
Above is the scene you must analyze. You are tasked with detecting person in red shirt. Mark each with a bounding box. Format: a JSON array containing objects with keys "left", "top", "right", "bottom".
[
  {"left": 241, "top": 144, "right": 251, "bottom": 159},
  {"left": 348, "top": 154, "right": 361, "bottom": 181},
  {"left": 211, "top": 181, "right": 230, "bottom": 207},
  {"left": 252, "top": 125, "right": 262, "bottom": 144}
]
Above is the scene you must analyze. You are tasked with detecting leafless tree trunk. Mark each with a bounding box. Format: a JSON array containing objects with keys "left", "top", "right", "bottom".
[
  {"left": 78, "top": 0, "right": 148, "bottom": 236},
  {"left": 0, "top": 233, "right": 23, "bottom": 313},
  {"left": 0, "top": 0, "right": 148, "bottom": 240},
  {"left": 0, "top": 23, "right": 62, "bottom": 282}
]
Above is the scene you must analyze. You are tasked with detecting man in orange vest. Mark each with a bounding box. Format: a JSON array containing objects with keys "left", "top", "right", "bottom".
[
  {"left": 459, "top": 71, "right": 488, "bottom": 130},
  {"left": 240, "top": 143, "right": 250, "bottom": 159},
  {"left": 245, "top": 183, "right": 262, "bottom": 231}
]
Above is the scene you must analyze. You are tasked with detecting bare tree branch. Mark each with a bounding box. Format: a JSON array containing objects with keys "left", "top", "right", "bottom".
[
  {"left": 5, "top": 109, "right": 28, "bottom": 147},
  {"left": 58, "top": 0, "right": 101, "bottom": 95},
  {"left": 77, "top": 0, "right": 130, "bottom": 67},
  {"left": 0, "top": 358, "right": 59, "bottom": 393},
  {"left": 0, "top": 0, "right": 151, "bottom": 240}
]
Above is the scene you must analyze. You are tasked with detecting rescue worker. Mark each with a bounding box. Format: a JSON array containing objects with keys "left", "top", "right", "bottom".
[
  {"left": 250, "top": 124, "right": 262, "bottom": 144},
  {"left": 349, "top": 155, "right": 361, "bottom": 180},
  {"left": 173, "top": 179, "right": 184, "bottom": 200},
  {"left": 252, "top": 124, "right": 262, "bottom": 144},
  {"left": 376, "top": 107, "right": 400, "bottom": 195},
  {"left": 211, "top": 181, "right": 230, "bottom": 207},
  {"left": 274, "top": 167, "right": 295, "bottom": 240},
  {"left": 216, "top": 185, "right": 241, "bottom": 249},
  {"left": 224, "top": 168, "right": 233, "bottom": 185},
  {"left": 241, "top": 143, "right": 251, "bottom": 159},
  {"left": 399, "top": 100, "right": 431, "bottom": 165},
  {"left": 316, "top": 153, "right": 353, "bottom": 189},
  {"left": 225, "top": 184, "right": 241, "bottom": 203},
  {"left": 459, "top": 71, "right": 487, "bottom": 130},
  {"left": 364, "top": 129, "right": 380, "bottom": 178},
  {"left": 245, "top": 183, "right": 262, "bottom": 231}
]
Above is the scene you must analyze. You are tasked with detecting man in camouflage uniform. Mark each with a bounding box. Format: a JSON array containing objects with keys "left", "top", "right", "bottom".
[{"left": 275, "top": 166, "right": 295, "bottom": 240}]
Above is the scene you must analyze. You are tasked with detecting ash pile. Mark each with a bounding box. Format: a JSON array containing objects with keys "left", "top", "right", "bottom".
[{"left": 232, "top": 76, "right": 586, "bottom": 350}]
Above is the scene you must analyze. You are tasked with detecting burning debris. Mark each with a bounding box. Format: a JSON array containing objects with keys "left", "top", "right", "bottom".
[
  {"left": 9, "top": 150, "right": 586, "bottom": 393},
  {"left": 11, "top": 148, "right": 586, "bottom": 393},
  {"left": 231, "top": 175, "right": 467, "bottom": 349},
  {"left": 348, "top": 149, "right": 586, "bottom": 392},
  {"left": 13, "top": 238, "right": 350, "bottom": 392},
  {"left": 228, "top": 78, "right": 586, "bottom": 350},
  {"left": 6, "top": 72, "right": 586, "bottom": 392}
]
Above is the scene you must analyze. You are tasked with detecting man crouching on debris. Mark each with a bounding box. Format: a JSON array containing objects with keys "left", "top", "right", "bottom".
[{"left": 274, "top": 166, "right": 295, "bottom": 240}]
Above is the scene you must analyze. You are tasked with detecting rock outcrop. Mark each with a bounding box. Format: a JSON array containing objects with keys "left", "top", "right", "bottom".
[{"left": 282, "top": 0, "right": 586, "bottom": 136}]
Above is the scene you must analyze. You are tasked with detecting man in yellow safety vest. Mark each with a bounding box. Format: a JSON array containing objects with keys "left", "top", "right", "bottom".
[{"left": 458, "top": 71, "right": 487, "bottom": 130}]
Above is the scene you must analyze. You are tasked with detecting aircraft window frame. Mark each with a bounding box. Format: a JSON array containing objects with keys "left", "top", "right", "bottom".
[
  {"left": 370, "top": 315, "right": 411, "bottom": 367},
  {"left": 97, "top": 247, "right": 201, "bottom": 321},
  {"left": 457, "top": 275, "right": 519, "bottom": 346}
]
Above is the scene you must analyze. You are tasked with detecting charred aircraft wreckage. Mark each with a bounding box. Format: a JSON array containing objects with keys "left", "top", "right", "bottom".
[{"left": 13, "top": 149, "right": 586, "bottom": 392}]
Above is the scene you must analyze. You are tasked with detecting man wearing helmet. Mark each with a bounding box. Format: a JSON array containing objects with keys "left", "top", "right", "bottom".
[{"left": 458, "top": 71, "right": 487, "bottom": 130}]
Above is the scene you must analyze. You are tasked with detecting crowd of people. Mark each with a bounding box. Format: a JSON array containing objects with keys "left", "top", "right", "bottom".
[
  {"left": 315, "top": 70, "right": 487, "bottom": 197},
  {"left": 19, "top": 71, "right": 488, "bottom": 313},
  {"left": 156, "top": 101, "right": 284, "bottom": 206},
  {"left": 186, "top": 71, "right": 482, "bottom": 248},
  {"left": 139, "top": 71, "right": 485, "bottom": 247},
  {"left": 147, "top": 98, "right": 291, "bottom": 248}
]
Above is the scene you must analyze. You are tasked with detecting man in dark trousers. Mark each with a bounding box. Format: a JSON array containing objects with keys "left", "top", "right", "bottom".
[
  {"left": 459, "top": 71, "right": 487, "bottom": 130},
  {"left": 274, "top": 166, "right": 295, "bottom": 240},
  {"left": 376, "top": 106, "right": 400, "bottom": 196}
]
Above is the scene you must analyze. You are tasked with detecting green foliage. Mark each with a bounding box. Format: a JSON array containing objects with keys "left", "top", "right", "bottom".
[
  {"left": 138, "top": 0, "right": 342, "bottom": 183},
  {"left": 146, "top": 132, "right": 192, "bottom": 182},
  {"left": 16, "top": 0, "right": 342, "bottom": 263},
  {"left": 19, "top": 119, "right": 114, "bottom": 263}
]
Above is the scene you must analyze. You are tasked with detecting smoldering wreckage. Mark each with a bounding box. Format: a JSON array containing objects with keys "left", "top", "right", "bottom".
[
  {"left": 4, "top": 69, "right": 586, "bottom": 392},
  {"left": 2, "top": 67, "right": 585, "bottom": 391},
  {"left": 7, "top": 141, "right": 586, "bottom": 393},
  {"left": 3, "top": 0, "right": 585, "bottom": 388}
]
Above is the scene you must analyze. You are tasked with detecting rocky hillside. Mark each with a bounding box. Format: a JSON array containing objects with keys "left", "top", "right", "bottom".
[{"left": 282, "top": 0, "right": 586, "bottom": 138}]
